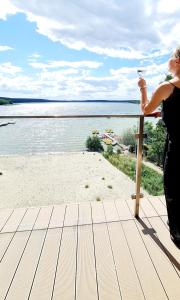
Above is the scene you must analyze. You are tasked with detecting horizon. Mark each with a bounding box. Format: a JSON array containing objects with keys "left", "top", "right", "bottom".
[{"left": 0, "top": 1, "right": 179, "bottom": 100}]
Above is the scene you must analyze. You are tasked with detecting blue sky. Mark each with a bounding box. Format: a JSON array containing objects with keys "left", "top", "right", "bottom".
[{"left": 0, "top": 0, "right": 180, "bottom": 100}]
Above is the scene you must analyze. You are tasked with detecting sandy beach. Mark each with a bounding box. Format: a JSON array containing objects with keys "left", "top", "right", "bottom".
[{"left": 0, "top": 152, "right": 148, "bottom": 209}]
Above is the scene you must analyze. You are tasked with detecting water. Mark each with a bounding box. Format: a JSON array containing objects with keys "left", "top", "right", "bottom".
[{"left": 0, "top": 102, "right": 154, "bottom": 154}]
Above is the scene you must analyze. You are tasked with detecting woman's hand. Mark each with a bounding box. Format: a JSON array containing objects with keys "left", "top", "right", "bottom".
[{"left": 138, "top": 78, "right": 147, "bottom": 89}]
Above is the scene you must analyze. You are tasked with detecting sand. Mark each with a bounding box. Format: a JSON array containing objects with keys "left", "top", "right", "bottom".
[{"left": 0, "top": 152, "right": 148, "bottom": 209}]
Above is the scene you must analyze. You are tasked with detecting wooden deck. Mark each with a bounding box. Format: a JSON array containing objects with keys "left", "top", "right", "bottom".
[{"left": 0, "top": 196, "right": 180, "bottom": 300}]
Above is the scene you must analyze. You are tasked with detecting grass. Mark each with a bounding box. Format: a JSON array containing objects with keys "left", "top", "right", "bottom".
[
  {"left": 103, "top": 152, "right": 164, "bottom": 196},
  {"left": 107, "top": 185, "right": 113, "bottom": 189},
  {"left": 96, "top": 197, "right": 101, "bottom": 201}
]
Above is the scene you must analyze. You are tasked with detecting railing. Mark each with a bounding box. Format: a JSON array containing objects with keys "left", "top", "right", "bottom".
[{"left": 0, "top": 113, "right": 159, "bottom": 217}]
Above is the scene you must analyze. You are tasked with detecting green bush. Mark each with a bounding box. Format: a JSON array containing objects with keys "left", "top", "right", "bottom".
[
  {"left": 107, "top": 144, "right": 113, "bottom": 155},
  {"left": 86, "top": 136, "right": 104, "bottom": 152},
  {"left": 103, "top": 153, "right": 164, "bottom": 196}
]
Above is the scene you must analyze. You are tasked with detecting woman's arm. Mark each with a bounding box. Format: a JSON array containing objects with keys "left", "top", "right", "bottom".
[{"left": 138, "top": 79, "right": 173, "bottom": 115}]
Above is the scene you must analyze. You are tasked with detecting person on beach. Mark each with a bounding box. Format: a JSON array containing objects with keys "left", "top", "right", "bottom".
[{"left": 138, "top": 46, "right": 180, "bottom": 248}]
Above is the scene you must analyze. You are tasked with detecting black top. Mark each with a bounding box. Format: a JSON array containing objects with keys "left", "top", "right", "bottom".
[{"left": 162, "top": 83, "right": 180, "bottom": 144}]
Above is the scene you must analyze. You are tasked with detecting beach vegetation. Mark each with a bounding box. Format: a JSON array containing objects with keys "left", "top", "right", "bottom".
[
  {"left": 85, "top": 184, "right": 89, "bottom": 188},
  {"left": 103, "top": 152, "right": 163, "bottom": 196},
  {"left": 107, "top": 144, "right": 113, "bottom": 155},
  {"left": 86, "top": 136, "right": 104, "bottom": 152},
  {"left": 96, "top": 197, "right": 101, "bottom": 201},
  {"left": 107, "top": 185, "right": 113, "bottom": 189}
]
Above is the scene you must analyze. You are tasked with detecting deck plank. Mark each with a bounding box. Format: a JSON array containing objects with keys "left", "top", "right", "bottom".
[
  {"left": 140, "top": 197, "right": 158, "bottom": 217},
  {"left": 115, "top": 200, "right": 132, "bottom": 220},
  {"left": 52, "top": 226, "right": 77, "bottom": 300},
  {"left": 5, "top": 230, "right": 47, "bottom": 300},
  {"left": 0, "top": 231, "right": 31, "bottom": 299},
  {"left": 91, "top": 201, "right": 106, "bottom": 223},
  {"left": 49, "top": 204, "right": 66, "bottom": 228},
  {"left": 0, "top": 208, "right": 28, "bottom": 261},
  {"left": 76, "top": 225, "right": 98, "bottom": 300},
  {"left": 102, "top": 201, "right": 119, "bottom": 222},
  {"left": 78, "top": 202, "right": 92, "bottom": 225},
  {"left": 1, "top": 208, "right": 27, "bottom": 233},
  {"left": 147, "top": 197, "right": 167, "bottom": 216},
  {"left": 107, "top": 222, "right": 145, "bottom": 300},
  {"left": 122, "top": 220, "right": 168, "bottom": 300},
  {"left": 33, "top": 206, "right": 53, "bottom": 230},
  {"left": 0, "top": 209, "right": 14, "bottom": 231},
  {"left": 93, "top": 223, "right": 121, "bottom": 299},
  {"left": 136, "top": 217, "right": 180, "bottom": 299},
  {"left": 17, "top": 207, "right": 40, "bottom": 232},
  {"left": 0, "top": 208, "right": 39, "bottom": 299},
  {"left": 28, "top": 228, "right": 62, "bottom": 300},
  {"left": 148, "top": 217, "right": 180, "bottom": 275},
  {"left": 64, "top": 204, "right": 79, "bottom": 227}
]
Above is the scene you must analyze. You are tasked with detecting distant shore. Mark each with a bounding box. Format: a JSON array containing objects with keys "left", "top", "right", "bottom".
[{"left": 0, "top": 96, "right": 140, "bottom": 104}]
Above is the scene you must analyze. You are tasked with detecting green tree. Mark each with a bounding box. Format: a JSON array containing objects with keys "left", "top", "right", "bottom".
[
  {"left": 146, "top": 119, "right": 166, "bottom": 166},
  {"left": 86, "top": 136, "right": 104, "bottom": 152},
  {"left": 120, "top": 127, "right": 136, "bottom": 146}
]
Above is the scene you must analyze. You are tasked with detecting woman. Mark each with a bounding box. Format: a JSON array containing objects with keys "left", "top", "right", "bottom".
[{"left": 138, "top": 46, "right": 180, "bottom": 248}]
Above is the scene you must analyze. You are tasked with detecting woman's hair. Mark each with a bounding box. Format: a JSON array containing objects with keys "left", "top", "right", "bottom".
[{"left": 174, "top": 46, "right": 180, "bottom": 58}]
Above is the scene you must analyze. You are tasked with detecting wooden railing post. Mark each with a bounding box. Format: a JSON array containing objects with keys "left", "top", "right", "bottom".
[{"left": 132, "top": 115, "right": 144, "bottom": 218}]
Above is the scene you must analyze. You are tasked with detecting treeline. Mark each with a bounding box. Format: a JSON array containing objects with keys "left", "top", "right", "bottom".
[{"left": 0, "top": 99, "right": 13, "bottom": 105}]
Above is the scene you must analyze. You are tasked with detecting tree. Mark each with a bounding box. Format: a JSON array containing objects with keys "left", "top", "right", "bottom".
[
  {"left": 86, "top": 136, "right": 104, "bottom": 152},
  {"left": 120, "top": 127, "right": 136, "bottom": 147},
  {"left": 146, "top": 119, "right": 166, "bottom": 166}
]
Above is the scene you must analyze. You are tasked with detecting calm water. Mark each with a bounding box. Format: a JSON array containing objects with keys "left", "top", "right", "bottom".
[{"left": 0, "top": 102, "right": 155, "bottom": 154}]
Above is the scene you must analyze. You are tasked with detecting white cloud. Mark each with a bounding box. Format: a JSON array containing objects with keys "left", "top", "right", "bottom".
[
  {"left": 0, "top": 62, "right": 22, "bottom": 74},
  {"left": 0, "top": 58, "right": 169, "bottom": 100},
  {"left": 29, "top": 60, "right": 103, "bottom": 70},
  {"left": 157, "top": 0, "right": 180, "bottom": 14},
  {"left": 0, "top": 0, "right": 18, "bottom": 20},
  {"left": 0, "top": 45, "right": 13, "bottom": 51},
  {"left": 4, "top": 0, "right": 179, "bottom": 59}
]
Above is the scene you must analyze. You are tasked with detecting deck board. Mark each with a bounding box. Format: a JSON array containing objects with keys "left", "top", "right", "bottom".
[
  {"left": 1, "top": 208, "right": 27, "bottom": 233},
  {"left": 49, "top": 204, "right": 66, "bottom": 228},
  {"left": 28, "top": 228, "right": 62, "bottom": 300},
  {"left": 52, "top": 226, "right": 77, "bottom": 300},
  {"left": 107, "top": 222, "right": 145, "bottom": 300},
  {"left": 0, "top": 199, "right": 180, "bottom": 300},
  {"left": 0, "top": 209, "right": 14, "bottom": 231},
  {"left": 76, "top": 225, "right": 98, "bottom": 300},
  {"left": 147, "top": 197, "right": 167, "bottom": 216},
  {"left": 136, "top": 217, "right": 180, "bottom": 299},
  {"left": 5, "top": 230, "right": 47, "bottom": 300},
  {"left": 122, "top": 220, "right": 168, "bottom": 300},
  {"left": 93, "top": 223, "right": 121, "bottom": 300}
]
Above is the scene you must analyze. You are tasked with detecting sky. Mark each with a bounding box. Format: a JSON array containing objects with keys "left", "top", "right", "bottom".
[{"left": 0, "top": 0, "right": 180, "bottom": 100}]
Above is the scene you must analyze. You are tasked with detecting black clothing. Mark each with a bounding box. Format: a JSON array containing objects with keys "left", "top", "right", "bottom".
[{"left": 162, "top": 83, "right": 180, "bottom": 241}]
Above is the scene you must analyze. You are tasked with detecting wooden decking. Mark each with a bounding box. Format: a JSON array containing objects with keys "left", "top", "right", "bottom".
[{"left": 0, "top": 196, "right": 180, "bottom": 300}]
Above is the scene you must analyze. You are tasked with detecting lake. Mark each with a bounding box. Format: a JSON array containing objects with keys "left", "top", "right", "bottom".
[{"left": 0, "top": 102, "right": 157, "bottom": 154}]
